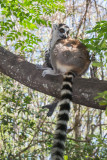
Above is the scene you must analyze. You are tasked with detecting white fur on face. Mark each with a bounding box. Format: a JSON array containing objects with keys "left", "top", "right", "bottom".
[{"left": 49, "top": 24, "right": 70, "bottom": 49}]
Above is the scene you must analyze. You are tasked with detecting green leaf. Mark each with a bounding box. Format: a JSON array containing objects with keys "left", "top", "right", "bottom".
[
  {"left": 99, "top": 101, "right": 107, "bottom": 106},
  {"left": 104, "top": 52, "right": 107, "bottom": 56},
  {"left": 64, "top": 155, "right": 68, "bottom": 160},
  {"left": 92, "top": 62, "right": 103, "bottom": 67}
]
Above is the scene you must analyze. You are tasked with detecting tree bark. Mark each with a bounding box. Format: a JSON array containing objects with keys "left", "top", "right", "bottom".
[{"left": 0, "top": 46, "right": 107, "bottom": 110}]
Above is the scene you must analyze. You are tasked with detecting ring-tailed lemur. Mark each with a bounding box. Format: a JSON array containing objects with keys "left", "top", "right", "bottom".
[
  {"left": 44, "top": 24, "right": 70, "bottom": 69},
  {"left": 43, "top": 24, "right": 91, "bottom": 160}
]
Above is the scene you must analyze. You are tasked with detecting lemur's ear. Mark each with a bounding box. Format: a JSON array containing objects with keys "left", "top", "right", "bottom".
[{"left": 52, "top": 24, "right": 58, "bottom": 30}]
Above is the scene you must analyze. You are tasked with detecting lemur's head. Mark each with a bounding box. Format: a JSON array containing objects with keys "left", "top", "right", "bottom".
[{"left": 52, "top": 23, "right": 70, "bottom": 40}]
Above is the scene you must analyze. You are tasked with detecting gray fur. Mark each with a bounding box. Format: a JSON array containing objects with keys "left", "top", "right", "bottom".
[{"left": 43, "top": 24, "right": 70, "bottom": 76}]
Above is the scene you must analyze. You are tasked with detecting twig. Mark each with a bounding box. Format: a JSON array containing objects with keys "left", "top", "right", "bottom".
[{"left": 76, "top": 0, "right": 90, "bottom": 38}]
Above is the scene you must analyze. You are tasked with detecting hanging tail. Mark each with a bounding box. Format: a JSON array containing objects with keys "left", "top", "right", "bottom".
[{"left": 51, "top": 72, "right": 75, "bottom": 160}]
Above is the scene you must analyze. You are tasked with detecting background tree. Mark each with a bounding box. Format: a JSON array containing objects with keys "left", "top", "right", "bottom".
[{"left": 0, "top": 0, "right": 107, "bottom": 159}]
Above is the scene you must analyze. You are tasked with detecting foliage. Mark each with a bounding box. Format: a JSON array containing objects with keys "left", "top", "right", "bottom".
[
  {"left": 0, "top": 75, "right": 52, "bottom": 159},
  {"left": 65, "top": 134, "right": 107, "bottom": 160},
  {"left": 94, "top": 91, "right": 107, "bottom": 106},
  {"left": 0, "top": 0, "right": 65, "bottom": 52},
  {"left": 81, "top": 21, "right": 107, "bottom": 67},
  {"left": 0, "top": 0, "right": 107, "bottom": 159},
  {"left": 81, "top": 21, "right": 107, "bottom": 109},
  {"left": 84, "top": 21, "right": 107, "bottom": 51}
]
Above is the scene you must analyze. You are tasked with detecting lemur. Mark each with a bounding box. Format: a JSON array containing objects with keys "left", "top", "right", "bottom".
[
  {"left": 43, "top": 24, "right": 91, "bottom": 160},
  {"left": 44, "top": 24, "right": 70, "bottom": 69}
]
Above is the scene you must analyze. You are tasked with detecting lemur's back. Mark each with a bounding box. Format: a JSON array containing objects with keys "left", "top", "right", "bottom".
[{"left": 50, "top": 37, "right": 90, "bottom": 75}]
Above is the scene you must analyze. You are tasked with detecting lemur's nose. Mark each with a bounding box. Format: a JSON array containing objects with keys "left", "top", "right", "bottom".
[{"left": 62, "top": 35, "right": 67, "bottom": 39}]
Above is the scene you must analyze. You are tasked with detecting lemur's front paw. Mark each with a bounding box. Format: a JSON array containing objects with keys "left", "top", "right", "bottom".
[
  {"left": 42, "top": 68, "right": 52, "bottom": 77},
  {"left": 42, "top": 70, "right": 48, "bottom": 77}
]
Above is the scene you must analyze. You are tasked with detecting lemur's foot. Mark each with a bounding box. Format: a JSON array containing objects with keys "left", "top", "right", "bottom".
[{"left": 42, "top": 68, "right": 55, "bottom": 77}]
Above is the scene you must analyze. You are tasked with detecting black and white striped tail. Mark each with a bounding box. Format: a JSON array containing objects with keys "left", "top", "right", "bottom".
[{"left": 51, "top": 72, "right": 75, "bottom": 160}]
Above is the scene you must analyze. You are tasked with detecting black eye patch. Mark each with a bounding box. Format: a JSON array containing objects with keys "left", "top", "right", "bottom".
[{"left": 59, "top": 28, "right": 65, "bottom": 33}]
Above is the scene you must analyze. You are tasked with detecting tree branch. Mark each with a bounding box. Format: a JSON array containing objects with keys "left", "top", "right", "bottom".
[{"left": 0, "top": 46, "right": 107, "bottom": 110}]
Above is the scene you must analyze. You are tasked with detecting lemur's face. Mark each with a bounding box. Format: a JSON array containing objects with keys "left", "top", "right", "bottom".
[
  {"left": 58, "top": 24, "right": 70, "bottom": 39},
  {"left": 52, "top": 23, "right": 70, "bottom": 40}
]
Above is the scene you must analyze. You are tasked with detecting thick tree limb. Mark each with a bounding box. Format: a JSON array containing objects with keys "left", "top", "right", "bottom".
[{"left": 0, "top": 46, "right": 107, "bottom": 110}]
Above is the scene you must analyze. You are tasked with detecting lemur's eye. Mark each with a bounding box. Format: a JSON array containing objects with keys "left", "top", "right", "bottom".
[{"left": 59, "top": 28, "right": 65, "bottom": 33}]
